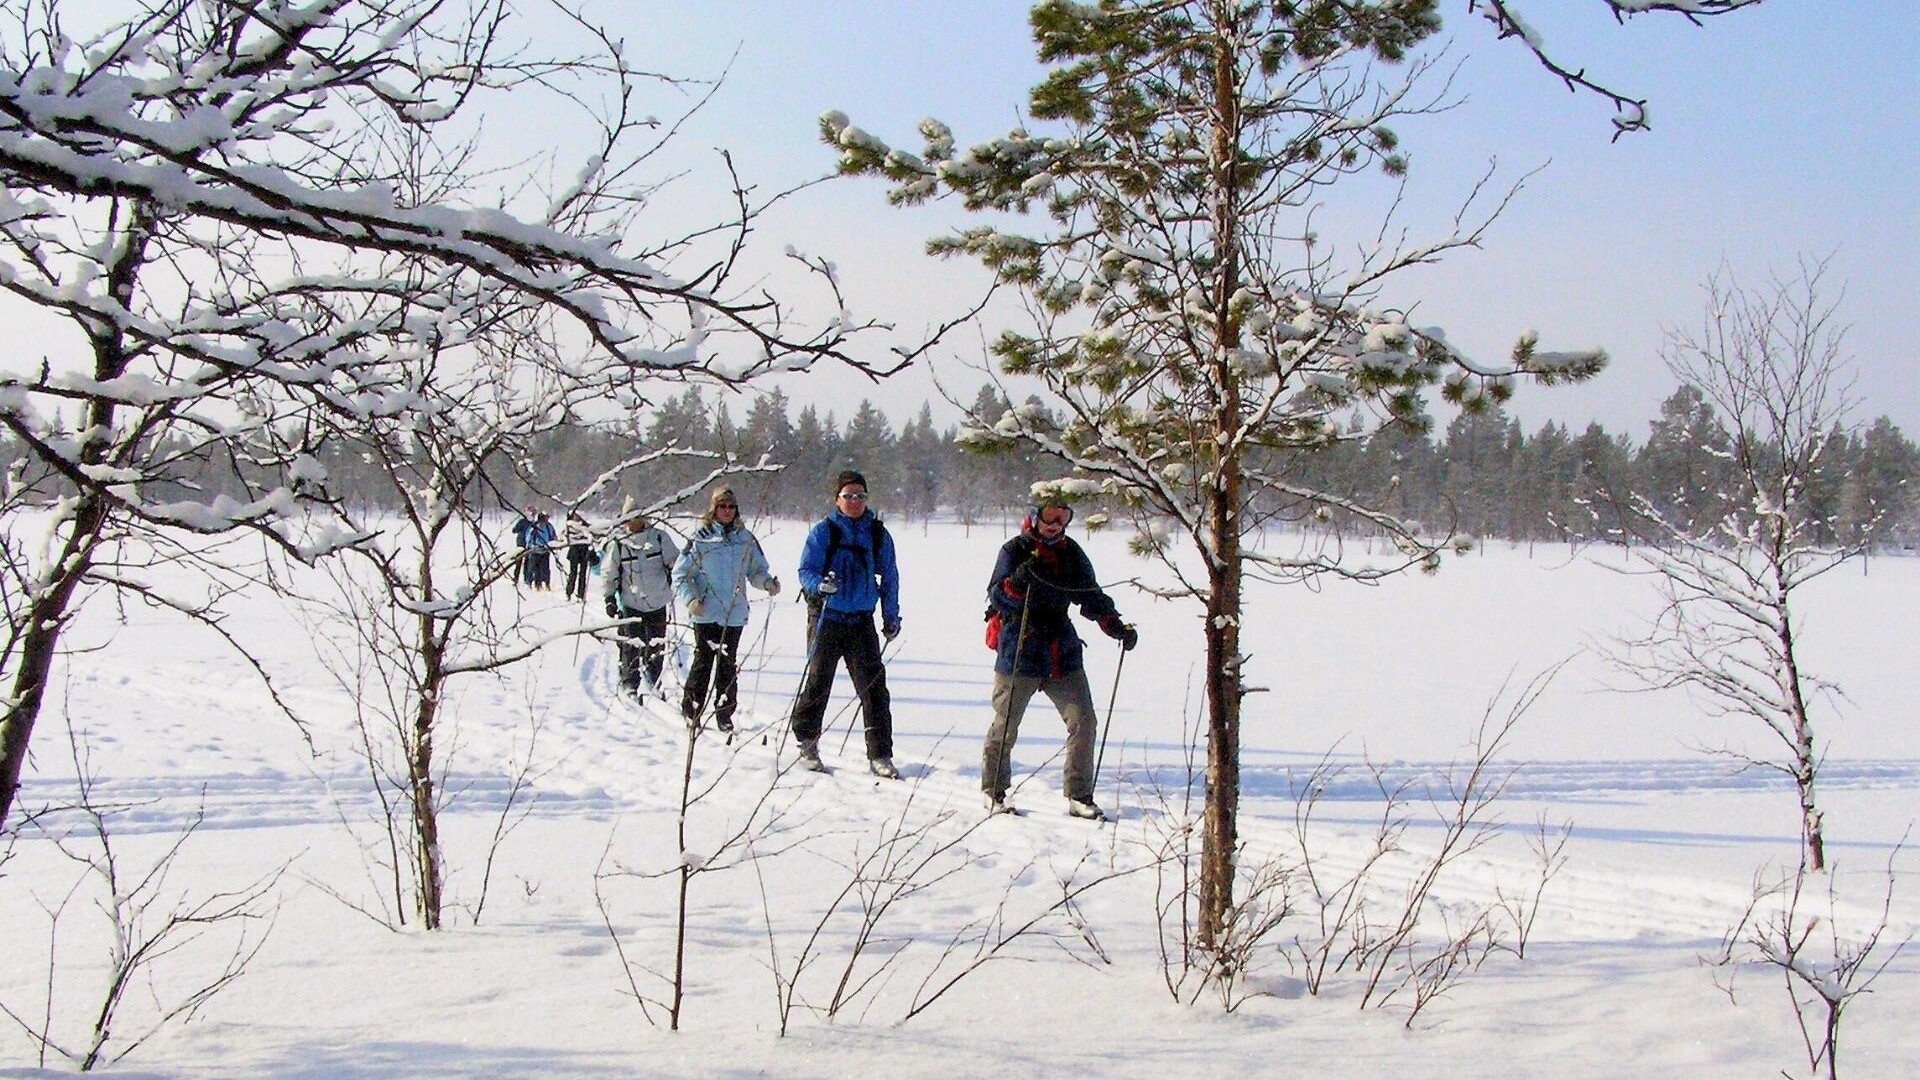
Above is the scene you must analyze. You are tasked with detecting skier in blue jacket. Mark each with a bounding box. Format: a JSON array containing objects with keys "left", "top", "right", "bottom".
[
  {"left": 789, "top": 470, "right": 901, "bottom": 777},
  {"left": 524, "top": 511, "right": 557, "bottom": 590}
]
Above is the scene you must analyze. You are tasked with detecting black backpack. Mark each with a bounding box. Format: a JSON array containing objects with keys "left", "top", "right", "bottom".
[{"left": 803, "top": 514, "right": 889, "bottom": 621}]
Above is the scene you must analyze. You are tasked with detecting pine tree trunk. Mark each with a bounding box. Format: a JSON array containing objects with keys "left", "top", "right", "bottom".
[
  {"left": 1197, "top": 545, "right": 1243, "bottom": 951},
  {"left": 1196, "top": 15, "right": 1245, "bottom": 954}
]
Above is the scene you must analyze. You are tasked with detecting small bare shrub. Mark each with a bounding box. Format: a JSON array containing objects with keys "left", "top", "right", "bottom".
[{"left": 1711, "top": 840, "right": 1912, "bottom": 1080}]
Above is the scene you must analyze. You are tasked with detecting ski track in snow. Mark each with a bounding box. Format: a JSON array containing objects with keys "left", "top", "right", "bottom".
[
  {"left": 39, "top": 646, "right": 1919, "bottom": 837},
  {"left": 532, "top": 635, "right": 1920, "bottom": 945},
  {"left": 23, "top": 592, "right": 1919, "bottom": 950}
]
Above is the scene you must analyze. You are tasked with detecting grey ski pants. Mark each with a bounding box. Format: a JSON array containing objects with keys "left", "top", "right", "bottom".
[{"left": 982, "top": 668, "right": 1098, "bottom": 803}]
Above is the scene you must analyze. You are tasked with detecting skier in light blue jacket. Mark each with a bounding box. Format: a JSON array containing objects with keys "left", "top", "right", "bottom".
[{"left": 672, "top": 487, "right": 779, "bottom": 733}]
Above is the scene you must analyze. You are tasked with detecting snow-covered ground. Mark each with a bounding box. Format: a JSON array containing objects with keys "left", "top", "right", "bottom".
[{"left": 3, "top": 516, "right": 1916, "bottom": 1078}]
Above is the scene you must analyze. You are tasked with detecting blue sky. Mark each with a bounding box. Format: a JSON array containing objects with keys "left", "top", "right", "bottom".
[{"left": 596, "top": 1, "right": 1918, "bottom": 439}]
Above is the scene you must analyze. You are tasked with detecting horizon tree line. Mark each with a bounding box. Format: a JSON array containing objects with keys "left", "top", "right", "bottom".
[
  {"left": 53, "top": 378, "right": 1889, "bottom": 551},
  {"left": 11, "top": 379, "right": 1913, "bottom": 553}
]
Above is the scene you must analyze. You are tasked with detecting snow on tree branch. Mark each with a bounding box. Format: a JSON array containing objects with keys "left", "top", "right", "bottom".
[{"left": 1470, "top": 0, "right": 1772, "bottom": 138}]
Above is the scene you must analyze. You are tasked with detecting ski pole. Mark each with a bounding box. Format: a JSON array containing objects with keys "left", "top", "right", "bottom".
[
  {"left": 781, "top": 575, "right": 837, "bottom": 752},
  {"left": 570, "top": 607, "right": 585, "bottom": 665},
  {"left": 1091, "top": 644, "right": 1128, "bottom": 792},
  {"left": 836, "top": 619, "right": 901, "bottom": 755}
]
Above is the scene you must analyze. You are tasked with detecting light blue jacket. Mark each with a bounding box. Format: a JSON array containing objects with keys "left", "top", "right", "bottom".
[{"left": 672, "top": 522, "right": 776, "bottom": 627}]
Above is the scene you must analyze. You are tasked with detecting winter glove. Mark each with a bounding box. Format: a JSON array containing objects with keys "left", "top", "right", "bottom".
[
  {"left": 687, "top": 598, "right": 707, "bottom": 618},
  {"left": 1101, "top": 615, "right": 1138, "bottom": 652},
  {"left": 605, "top": 597, "right": 620, "bottom": 618},
  {"left": 765, "top": 577, "right": 781, "bottom": 598},
  {"left": 816, "top": 572, "right": 839, "bottom": 596},
  {"left": 1008, "top": 558, "right": 1037, "bottom": 588},
  {"left": 882, "top": 617, "right": 901, "bottom": 641}
]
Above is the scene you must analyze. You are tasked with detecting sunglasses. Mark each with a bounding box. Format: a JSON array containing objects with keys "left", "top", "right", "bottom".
[
  {"left": 837, "top": 491, "right": 868, "bottom": 501},
  {"left": 1038, "top": 513, "right": 1070, "bottom": 527},
  {"left": 715, "top": 503, "right": 738, "bottom": 510}
]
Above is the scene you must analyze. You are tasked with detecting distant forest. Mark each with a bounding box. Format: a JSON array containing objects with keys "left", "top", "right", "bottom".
[
  {"left": 14, "top": 380, "right": 1914, "bottom": 550},
  {"left": 446, "top": 381, "right": 1919, "bottom": 552}
]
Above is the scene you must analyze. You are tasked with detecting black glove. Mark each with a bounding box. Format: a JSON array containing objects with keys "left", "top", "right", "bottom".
[
  {"left": 1102, "top": 615, "right": 1137, "bottom": 652},
  {"left": 1008, "top": 559, "right": 1037, "bottom": 588},
  {"left": 816, "top": 571, "right": 839, "bottom": 596},
  {"left": 882, "top": 617, "right": 901, "bottom": 641},
  {"left": 605, "top": 597, "right": 620, "bottom": 618}
]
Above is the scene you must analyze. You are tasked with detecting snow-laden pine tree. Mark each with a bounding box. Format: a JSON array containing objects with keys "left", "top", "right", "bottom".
[
  {"left": 1637, "top": 384, "right": 1736, "bottom": 534},
  {"left": 824, "top": 0, "right": 1602, "bottom": 958},
  {"left": 1840, "top": 417, "right": 1920, "bottom": 553}
]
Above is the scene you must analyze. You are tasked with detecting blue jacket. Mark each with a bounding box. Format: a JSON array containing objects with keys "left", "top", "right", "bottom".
[
  {"left": 987, "top": 527, "right": 1121, "bottom": 678},
  {"left": 798, "top": 511, "right": 899, "bottom": 625},
  {"left": 672, "top": 521, "right": 775, "bottom": 627}
]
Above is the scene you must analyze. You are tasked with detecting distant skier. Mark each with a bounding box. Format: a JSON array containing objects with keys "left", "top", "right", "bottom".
[
  {"left": 981, "top": 497, "right": 1136, "bottom": 821},
  {"left": 524, "top": 511, "right": 557, "bottom": 590},
  {"left": 562, "top": 509, "right": 596, "bottom": 601},
  {"left": 511, "top": 505, "right": 539, "bottom": 586},
  {"left": 672, "top": 487, "right": 779, "bottom": 734},
  {"left": 601, "top": 511, "right": 678, "bottom": 696},
  {"left": 789, "top": 470, "right": 902, "bottom": 777}
]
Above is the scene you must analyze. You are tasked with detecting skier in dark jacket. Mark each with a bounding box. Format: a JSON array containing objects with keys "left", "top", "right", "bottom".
[
  {"left": 789, "top": 470, "right": 901, "bottom": 777},
  {"left": 511, "top": 506, "right": 538, "bottom": 587},
  {"left": 562, "top": 510, "right": 596, "bottom": 601},
  {"left": 981, "top": 497, "right": 1136, "bottom": 820}
]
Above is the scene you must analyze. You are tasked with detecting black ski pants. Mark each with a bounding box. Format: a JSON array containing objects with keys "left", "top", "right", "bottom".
[
  {"left": 682, "top": 622, "right": 744, "bottom": 726},
  {"left": 526, "top": 550, "right": 552, "bottom": 588},
  {"left": 615, "top": 606, "right": 668, "bottom": 691},
  {"left": 564, "top": 546, "right": 593, "bottom": 600},
  {"left": 789, "top": 612, "right": 893, "bottom": 760}
]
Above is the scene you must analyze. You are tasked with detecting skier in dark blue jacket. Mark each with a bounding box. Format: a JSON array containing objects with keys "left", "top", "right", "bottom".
[
  {"left": 788, "top": 470, "right": 901, "bottom": 777},
  {"left": 981, "top": 498, "right": 1135, "bottom": 820}
]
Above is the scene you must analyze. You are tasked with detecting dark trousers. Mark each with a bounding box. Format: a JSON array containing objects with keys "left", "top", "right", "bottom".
[
  {"left": 790, "top": 613, "right": 892, "bottom": 759},
  {"left": 616, "top": 606, "right": 668, "bottom": 690},
  {"left": 564, "top": 546, "right": 592, "bottom": 600},
  {"left": 526, "top": 550, "right": 552, "bottom": 588},
  {"left": 682, "top": 623, "right": 745, "bottom": 726}
]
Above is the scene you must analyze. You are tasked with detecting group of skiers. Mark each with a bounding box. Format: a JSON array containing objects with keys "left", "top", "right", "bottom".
[
  {"left": 598, "top": 486, "right": 782, "bottom": 738},
  {"left": 528, "top": 466, "right": 1138, "bottom": 822},
  {"left": 510, "top": 509, "right": 557, "bottom": 590},
  {"left": 512, "top": 508, "right": 602, "bottom": 598}
]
